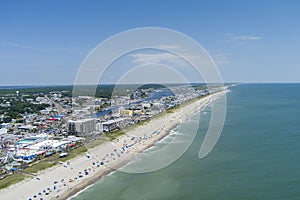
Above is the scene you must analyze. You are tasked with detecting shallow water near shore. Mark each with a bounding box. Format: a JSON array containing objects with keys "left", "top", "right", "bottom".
[{"left": 72, "top": 84, "right": 300, "bottom": 200}]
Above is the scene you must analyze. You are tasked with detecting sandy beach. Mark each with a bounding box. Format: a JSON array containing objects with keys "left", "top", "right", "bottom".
[{"left": 0, "top": 90, "right": 227, "bottom": 200}]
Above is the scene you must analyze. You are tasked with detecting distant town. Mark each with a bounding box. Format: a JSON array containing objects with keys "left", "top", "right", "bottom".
[{"left": 0, "top": 84, "right": 225, "bottom": 188}]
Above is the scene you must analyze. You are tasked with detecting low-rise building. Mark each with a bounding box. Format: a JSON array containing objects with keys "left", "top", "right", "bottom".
[
  {"left": 97, "top": 118, "right": 126, "bottom": 132},
  {"left": 118, "top": 109, "right": 133, "bottom": 117},
  {"left": 0, "top": 128, "right": 7, "bottom": 135}
]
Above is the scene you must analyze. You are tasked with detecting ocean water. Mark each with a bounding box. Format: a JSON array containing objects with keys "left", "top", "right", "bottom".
[{"left": 72, "top": 84, "right": 300, "bottom": 200}]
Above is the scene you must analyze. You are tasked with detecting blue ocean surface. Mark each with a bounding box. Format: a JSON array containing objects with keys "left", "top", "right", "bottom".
[{"left": 72, "top": 84, "right": 300, "bottom": 200}]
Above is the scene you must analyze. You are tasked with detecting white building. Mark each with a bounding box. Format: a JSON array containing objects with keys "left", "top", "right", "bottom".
[
  {"left": 0, "top": 128, "right": 7, "bottom": 135},
  {"left": 68, "top": 118, "right": 96, "bottom": 134},
  {"left": 97, "top": 118, "right": 126, "bottom": 132},
  {"left": 1, "top": 123, "right": 12, "bottom": 129}
]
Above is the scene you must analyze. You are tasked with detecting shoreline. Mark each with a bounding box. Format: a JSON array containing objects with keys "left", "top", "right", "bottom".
[
  {"left": 0, "top": 90, "right": 227, "bottom": 200},
  {"left": 64, "top": 90, "right": 226, "bottom": 200},
  {"left": 66, "top": 121, "right": 182, "bottom": 200}
]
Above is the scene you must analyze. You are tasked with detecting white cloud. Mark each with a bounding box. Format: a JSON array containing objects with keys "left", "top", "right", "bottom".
[
  {"left": 210, "top": 53, "right": 231, "bottom": 64},
  {"left": 230, "top": 35, "right": 262, "bottom": 41},
  {"left": 0, "top": 41, "right": 34, "bottom": 49},
  {"left": 130, "top": 44, "right": 203, "bottom": 66},
  {"left": 156, "top": 45, "right": 182, "bottom": 50},
  {"left": 130, "top": 52, "right": 180, "bottom": 64},
  {"left": 222, "top": 33, "right": 262, "bottom": 42},
  {"left": 130, "top": 52, "right": 202, "bottom": 65}
]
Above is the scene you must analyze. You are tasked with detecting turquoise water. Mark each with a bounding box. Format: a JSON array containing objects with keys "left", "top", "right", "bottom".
[{"left": 72, "top": 84, "right": 300, "bottom": 200}]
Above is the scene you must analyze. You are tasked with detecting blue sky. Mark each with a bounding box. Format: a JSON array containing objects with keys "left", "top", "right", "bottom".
[{"left": 1, "top": 0, "right": 300, "bottom": 85}]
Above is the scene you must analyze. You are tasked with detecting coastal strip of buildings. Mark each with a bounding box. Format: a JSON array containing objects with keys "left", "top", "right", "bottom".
[{"left": 0, "top": 85, "right": 226, "bottom": 180}]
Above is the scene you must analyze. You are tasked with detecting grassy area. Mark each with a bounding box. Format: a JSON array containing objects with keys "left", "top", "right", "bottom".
[
  {"left": 0, "top": 173, "right": 26, "bottom": 190},
  {"left": 23, "top": 161, "right": 56, "bottom": 174},
  {"left": 57, "top": 146, "right": 88, "bottom": 162},
  {"left": 23, "top": 146, "right": 88, "bottom": 173},
  {"left": 104, "top": 131, "right": 125, "bottom": 141},
  {"left": 85, "top": 138, "right": 106, "bottom": 149}
]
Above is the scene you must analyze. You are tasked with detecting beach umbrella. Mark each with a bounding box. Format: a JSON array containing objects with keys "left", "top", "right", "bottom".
[{"left": 11, "top": 167, "right": 18, "bottom": 171}]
